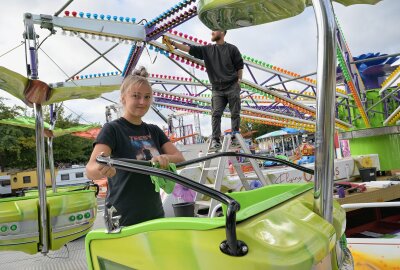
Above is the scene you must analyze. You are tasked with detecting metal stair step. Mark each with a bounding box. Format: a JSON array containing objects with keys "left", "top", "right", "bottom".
[
  {"left": 196, "top": 200, "right": 211, "bottom": 207},
  {"left": 203, "top": 167, "right": 218, "bottom": 171},
  {"left": 233, "top": 161, "right": 252, "bottom": 165},
  {"left": 243, "top": 177, "right": 260, "bottom": 181}
]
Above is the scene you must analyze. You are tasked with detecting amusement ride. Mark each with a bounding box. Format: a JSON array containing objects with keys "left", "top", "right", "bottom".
[{"left": 0, "top": 0, "right": 399, "bottom": 269}]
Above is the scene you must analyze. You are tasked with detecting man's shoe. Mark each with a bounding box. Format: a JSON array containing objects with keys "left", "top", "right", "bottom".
[
  {"left": 209, "top": 139, "right": 222, "bottom": 151},
  {"left": 231, "top": 133, "right": 241, "bottom": 146}
]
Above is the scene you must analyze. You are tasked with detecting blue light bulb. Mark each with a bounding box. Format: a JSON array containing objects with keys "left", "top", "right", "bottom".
[
  {"left": 79, "top": 12, "right": 84, "bottom": 18},
  {"left": 86, "top": 13, "right": 91, "bottom": 18},
  {"left": 113, "top": 15, "right": 118, "bottom": 21},
  {"left": 106, "top": 15, "right": 111, "bottom": 20},
  {"left": 93, "top": 14, "right": 98, "bottom": 19},
  {"left": 100, "top": 14, "right": 105, "bottom": 20}
]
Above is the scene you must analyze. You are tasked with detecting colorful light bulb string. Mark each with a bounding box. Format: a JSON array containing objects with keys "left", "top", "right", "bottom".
[
  {"left": 166, "top": 29, "right": 345, "bottom": 95},
  {"left": 381, "top": 65, "right": 400, "bottom": 89},
  {"left": 337, "top": 47, "right": 370, "bottom": 127},
  {"left": 335, "top": 15, "right": 368, "bottom": 95},
  {"left": 146, "top": 5, "right": 197, "bottom": 39},
  {"left": 63, "top": 10, "right": 137, "bottom": 23},
  {"left": 71, "top": 71, "right": 120, "bottom": 80},
  {"left": 153, "top": 102, "right": 316, "bottom": 132},
  {"left": 146, "top": 0, "right": 196, "bottom": 28}
]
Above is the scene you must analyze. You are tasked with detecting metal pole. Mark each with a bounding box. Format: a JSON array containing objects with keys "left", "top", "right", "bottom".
[
  {"left": 66, "top": 43, "right": 120, "bottom": 81},
  {"left": 34, "top": 103, "right": 49, "bottom": 254},
  {"left": 54, "top": 0, "right": 74, "bottom": 16},
  {"left": 272, "top": 137, "right": 276, "bottom": 155},
  {"left": 79, "top": 37, "right": 122, "bottom": 73},
  {"left": 25, "top": 13, "right": 49, "bottom": 254},
  {"left": 167, "top": 57, "right": 212, "bottom": 91},
  {"left": 350, "top": 52, "right": 400, "bottom": 64},
  {"left": 312, "top": 0, "right": 337, "bottom": 227},
  {"left": 47, "top": 137, "right": 57, "bottom": 193},
  {"left": 265, "top": 72, "right": 316, "bottom": 88},
  {"left": 291, "top": 135, "right": 296, "bottom": 156}
]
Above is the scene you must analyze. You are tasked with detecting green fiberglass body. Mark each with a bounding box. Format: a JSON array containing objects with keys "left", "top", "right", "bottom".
[
  {"left": 197, "top": 0, "right": 381, "bottom": 30},
  {"left": 85, "top": 156, "right": 350, "bottom": 270},
  {"left": 0, "top": 189, "right": 97, "bottom": 254},
  {"left": 86, "top": 185, "right": 346, "bottom": 270}
]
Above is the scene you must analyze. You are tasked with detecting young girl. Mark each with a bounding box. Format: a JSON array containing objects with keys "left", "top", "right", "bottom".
[{"left": 86, "top": 67, "right": 185, "bottom": 226}]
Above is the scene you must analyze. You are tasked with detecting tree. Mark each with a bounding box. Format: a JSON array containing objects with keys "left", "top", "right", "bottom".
[
  {"left": 0, "top": 99, "right": 94, "bottom": 171},
  {"left": 240, "top": 119, "right": 280, "bottom": 139},
  {"left": 45, "top": 106, "right": 93, "bottom": 166},
  {"left": 0, "top": 98, "right": 35, "bottom": 171}
]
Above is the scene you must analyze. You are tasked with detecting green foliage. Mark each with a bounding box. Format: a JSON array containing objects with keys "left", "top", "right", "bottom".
[
  {"left": 240, "top": 119, "right": 280, "bottom": 139},
  {"left": 0, "top": 98, "right": 93, "bottom": 171}
]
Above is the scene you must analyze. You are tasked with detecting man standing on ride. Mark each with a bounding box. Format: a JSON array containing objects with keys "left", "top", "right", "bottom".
[{"left": 164, "top": 31, "right": 244, "bottom": 150}]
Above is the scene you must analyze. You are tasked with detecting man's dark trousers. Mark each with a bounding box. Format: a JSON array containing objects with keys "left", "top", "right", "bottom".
[{"left": 211, "top": 82, "right": 241, "bottom": 141}]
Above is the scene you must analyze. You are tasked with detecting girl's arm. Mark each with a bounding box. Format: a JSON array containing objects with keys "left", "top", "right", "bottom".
[
  {"left": 152, "top": 142, "right": 185, "bottom": 169},
  {"left": 86, "top": 143, "right": 116, "bottom": 180}
]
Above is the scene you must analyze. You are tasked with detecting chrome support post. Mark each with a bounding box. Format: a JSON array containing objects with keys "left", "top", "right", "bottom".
[
  {"left": 312, "top": 0, "right": 337, "bottom": 225},
  {"left": 47, "top": 137, "right": 57, "bottom": 193},
  {"left": 25, "top": 12, "right": 49, "bottom": 254},
  {"left": 48, "top": 104, "right": 57, "bottom": 193},
  {"left": 34, "top": 104, "right": 49, "bottom": 254}
]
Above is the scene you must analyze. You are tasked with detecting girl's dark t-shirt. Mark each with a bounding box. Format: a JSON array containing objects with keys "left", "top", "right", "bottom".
[{"left": 95, "top": 117, "right": 169, "bottom": 226}]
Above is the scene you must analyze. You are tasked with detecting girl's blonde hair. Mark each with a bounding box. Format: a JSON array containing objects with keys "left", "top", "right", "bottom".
[{"left": 120, "top": 66, "right": 151, "bottom": 96}]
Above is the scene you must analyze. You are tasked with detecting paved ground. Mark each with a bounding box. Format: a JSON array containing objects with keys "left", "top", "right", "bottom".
[{"left": 0, "top": 198, "right": 106, "bottom": 270}]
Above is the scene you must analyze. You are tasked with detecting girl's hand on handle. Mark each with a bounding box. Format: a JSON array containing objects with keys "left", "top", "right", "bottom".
[
  {"left": 152, "top": 154, "right": 170, "bottom": 169},
  {"left": 98, "top": 163, "right": 116, "bottom": 178}
]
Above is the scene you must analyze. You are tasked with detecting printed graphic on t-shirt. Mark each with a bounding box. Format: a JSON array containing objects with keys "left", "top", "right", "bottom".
[{"left": 129, "top": 135, "right": 160, "bottom": 161}]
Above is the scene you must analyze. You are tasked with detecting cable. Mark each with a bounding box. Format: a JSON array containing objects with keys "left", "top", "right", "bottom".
[
  {"left": 37, "top": 32, "right": 53, "bottom": 50},
  {"left": 100, "top": 96, "right": 118, "bottom": 104},
  {"left": 38, "top": 48, "right": 78, "bottom": 87},
  {"left": 145, "top": 44, "right": 158, "bottom": 64},
  {"left": 0, "top": 41, "right": 24, "bottom": 59},
  {"left": 24, "top": 39, "right": 30, "bottom": 77},
  {"left": 62, "top": 104, "right": 93, "bottom": 124},
  {"left": 54, "top": 0, "right": 75, "bottom": 17},
  {"left": 137, "top": 18, "right": 148, "bottom": 25}
]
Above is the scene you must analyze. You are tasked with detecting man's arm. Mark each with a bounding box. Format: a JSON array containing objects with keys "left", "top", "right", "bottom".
[
  {"left": 231, "top": 46, "right": 244, "bottom": 81},
  {"left": 171, "top": 40, "right": 190, "bottom": 53},
  {"left": 237, "top": 69, "right": 243, "bottom": 82}
]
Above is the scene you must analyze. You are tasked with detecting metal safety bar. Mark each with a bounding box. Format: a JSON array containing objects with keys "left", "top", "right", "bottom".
[{"left": 96, "top": 155, "right": 248, "bottom": 257}]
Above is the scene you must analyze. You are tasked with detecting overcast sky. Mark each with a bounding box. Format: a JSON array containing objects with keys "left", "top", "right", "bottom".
[{"left": 0, "top": 0, "right": 399, "bottom": 136}]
